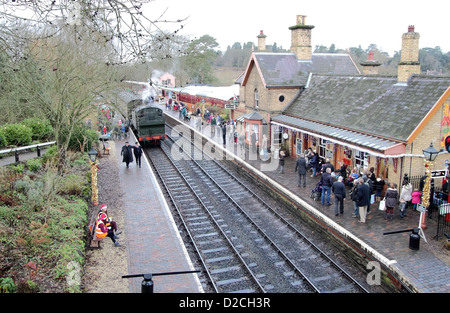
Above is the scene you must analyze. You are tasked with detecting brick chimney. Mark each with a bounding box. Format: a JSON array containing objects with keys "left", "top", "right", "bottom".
[
  {"left": 360, "top": 51, "right": 381, "bottom": 75},
  {"left": 398, "top": 25, "right": 421, "bottom": 82},
  {"left": 257, "top": 30, "right": 267, "bottom": 51},
  {"left": 289, "top": 15, "right": 314, "bottom": 60}
]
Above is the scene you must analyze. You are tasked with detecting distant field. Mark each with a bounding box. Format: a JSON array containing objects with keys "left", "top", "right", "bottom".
[{"left": 213, "top": 67, "right": 245, "bottom": 86}]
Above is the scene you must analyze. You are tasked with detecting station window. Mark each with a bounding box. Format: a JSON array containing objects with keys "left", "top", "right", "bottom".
[
  {"left": 254, "top": 89, "right": 259, "bottom": 108},
  {"left": 354, "top": 150, "right": 368, "bottom": 171},
  {"left": 318, "top": 138, "right": 333, "bottom": 162},
  {"left": 279, "top": 95, "right": 285, "bottom": 103}
]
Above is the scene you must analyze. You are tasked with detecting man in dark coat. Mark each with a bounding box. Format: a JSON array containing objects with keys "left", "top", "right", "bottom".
[
  {"left": 221, "top": 123, "right": 227, "bottom": 146},
  {"left": 295, "top": 153, "right": 307, "bottom": 187},
  {"left": 121, "top": 141, "right": 133, "bottom": 168},
  {"left": 332, "top": 176, "right": 346, "bottom": 216},
  {"left": 310, "top": 152, "right": 318, "bottom": 177},
  {"left": 322, "top": 158, "right": 335, "bottom": 173},
  {"left": 356, "top": 178, "right": 371, "bottom": 223},
  {"left": 133, "top": 142, "right": 142, "bottom": 168}
]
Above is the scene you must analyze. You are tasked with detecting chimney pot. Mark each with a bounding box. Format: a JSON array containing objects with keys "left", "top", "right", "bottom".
[
  {"left": 368, "top": 51, "right": 374, "bottom": 60},
  {"left": 408, "top": 25, "right": 415, "bottom": 32}
]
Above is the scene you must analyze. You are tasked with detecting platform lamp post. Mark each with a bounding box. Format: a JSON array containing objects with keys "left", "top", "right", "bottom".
[
  {"left": 88, "top": 147, "right": 99, "bottom": 206},
  {"left": 420, "top": 142, "right": 442, "bottom": 230}
]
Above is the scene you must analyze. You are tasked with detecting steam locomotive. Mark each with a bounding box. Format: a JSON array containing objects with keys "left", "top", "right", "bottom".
[{"left": 127, "top": 99, "right": 166, "bottom": 145}]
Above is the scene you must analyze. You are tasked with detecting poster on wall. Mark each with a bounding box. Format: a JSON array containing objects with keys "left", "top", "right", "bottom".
[{"left": 296, "top": 138, "right": 302, "bottom": 156}]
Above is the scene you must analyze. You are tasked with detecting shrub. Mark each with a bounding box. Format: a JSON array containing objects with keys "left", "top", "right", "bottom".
[
  {"left": 11, "top": 164, "right": 24, "bottom": 174},
  {"left": 0, "top": 144, "right": 90, "bottom": 293},
  {"left": 41, "top": 145, "right": 58, "bottom": 167},
  {"left": 14, "top": 179, "right": 31, "bottom": 193},
  {"left": 0, "top": 128, "right": 7, "bottom": 148},
  {"left": 2, "top": 123, "right": 32, "bottom": 146},
  {"left": 22, "top": 118, "right": 53, "bottom": 141},
  {"left": 0, "top": 206, "right": 18, "bottom": 228},
  {"left": 26, "top": 158, "right": 43, "bottom": 172},
  {"left": 0, "top": 277, "right": 17, "bottom": 293},
  {"left": 58, "top": 174, "right": 86, "bottom": 196}
]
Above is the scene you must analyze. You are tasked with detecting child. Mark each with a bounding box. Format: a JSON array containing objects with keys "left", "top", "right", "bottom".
[
  {"left": 399, "top": 198, "right": 407, "bottom": 218},
  {"left": 411, "top": 188, "right": 422, "bottom": 210}
]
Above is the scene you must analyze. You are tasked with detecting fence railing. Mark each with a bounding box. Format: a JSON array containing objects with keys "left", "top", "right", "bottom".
[
  {"left": 0, "top": 141, "right": 56, "bottom": 164},
  {"left": 435, "top": 203, "right": 450, "bottom": 240},
  {"left": 401, "top": 175, "right": 450, "bottom": 240}
]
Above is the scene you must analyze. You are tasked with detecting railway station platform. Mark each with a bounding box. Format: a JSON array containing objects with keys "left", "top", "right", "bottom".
[
  {"left": 158, "top": 103, "right": 450, "bottom": 293},
  {"left": 110, "top": 135, "right": 203, "bottom": 293}
]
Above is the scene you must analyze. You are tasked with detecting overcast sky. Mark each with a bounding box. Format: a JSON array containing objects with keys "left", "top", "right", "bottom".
[{"left": 146, "top": 0, "right": 449, "bottom": 56}]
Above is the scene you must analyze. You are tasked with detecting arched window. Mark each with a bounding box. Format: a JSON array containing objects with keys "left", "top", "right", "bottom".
[{"left": 254, "top": 89, "right": 259, "bottom": 108}]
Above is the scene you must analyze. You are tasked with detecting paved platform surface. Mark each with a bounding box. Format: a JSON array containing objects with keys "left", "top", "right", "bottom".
[
  {"left": 112, "top": 135, "right": 203, "bottom": 293},
  {"left": 160, "top": 103, "right": 450, "bottom": 293}
]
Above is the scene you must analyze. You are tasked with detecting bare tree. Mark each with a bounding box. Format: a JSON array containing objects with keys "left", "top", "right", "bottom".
[
  {"left": 2, "top": 26, "right": 120, "bottom": 171},
  {"left": 0, "top": 1, "right": 187, "bottom": 171},
  {"left": 0, "top": 0, "right": 187, "bottom": 63}
]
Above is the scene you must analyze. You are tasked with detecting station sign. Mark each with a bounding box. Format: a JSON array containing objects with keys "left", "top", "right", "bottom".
[
  {"left": 431, "top": 169, "right": 447, "bottom": 178},
  {"left": 225, "top": 100, "right": 239, "bottom": 109},
  {"left": 416, "top": 204, "right": 427, "bottom": 213}
]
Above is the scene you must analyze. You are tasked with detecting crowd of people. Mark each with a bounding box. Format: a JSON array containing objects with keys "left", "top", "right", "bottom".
[
  {"left": 165, "top": 98, "right": 244, "bottom": 148},
  {"left": 162, "top": 96, "right": 446, "bottom": 226},
  {"left": 292, "top": 149, "right": 445, "bottom": 225}
]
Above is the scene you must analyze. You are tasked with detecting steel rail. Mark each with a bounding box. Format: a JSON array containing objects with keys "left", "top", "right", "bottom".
[
  {"left": 205, "top": 155, "right": 370, "bottom": 293},
  {"left": 149, "top": 141, "right": 266, "bottom": 293},
  {"left": 167, "top": 123, "right": 369, "bottom": 293},
  {"left": 166, "top": 132, "right": 320, "bottom": 293}
]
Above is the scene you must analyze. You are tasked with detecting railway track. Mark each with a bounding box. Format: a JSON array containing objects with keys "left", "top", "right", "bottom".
[{"left": 145, "top": 127, "right": 369, "bottom": 293}]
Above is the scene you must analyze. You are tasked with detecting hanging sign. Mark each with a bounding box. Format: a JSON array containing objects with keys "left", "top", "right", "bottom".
[{"left": 431, "top": 169, "right": 447, "bottom": 178}]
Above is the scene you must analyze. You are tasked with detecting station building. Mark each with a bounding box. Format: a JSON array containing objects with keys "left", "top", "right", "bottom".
[{"left": 234, "top": 15, "right": 450, "bottom": 189}]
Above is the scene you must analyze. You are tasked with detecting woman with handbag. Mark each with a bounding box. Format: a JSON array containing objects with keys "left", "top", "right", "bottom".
[{"left": 384, "top": 183, "right": 398, "bottom": 220}]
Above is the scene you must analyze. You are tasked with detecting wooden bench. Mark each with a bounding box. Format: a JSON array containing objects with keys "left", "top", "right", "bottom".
[{"left": 103, "top": 142, "right": 111, "bottom": 155}]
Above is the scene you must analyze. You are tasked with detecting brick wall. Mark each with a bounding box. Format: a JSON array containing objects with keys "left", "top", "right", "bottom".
[
  {"left": 398, "top": 28, "right": 421, "bottom": 82},
  {"left": 290, "top": 28, "right": 313, "bottom": 60},
  {"left": 402, "top": 98, "right": 449, "bottom": 185}
]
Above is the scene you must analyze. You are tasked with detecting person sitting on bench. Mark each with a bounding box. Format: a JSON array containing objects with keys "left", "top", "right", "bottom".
[{"left": 95, "top": 217, "right": 121, "bottom": 247}]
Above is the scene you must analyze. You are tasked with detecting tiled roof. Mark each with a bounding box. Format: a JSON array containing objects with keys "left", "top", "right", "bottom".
[
  {"left": 299, "top": 54, "right": 361, "bottom": 75},
  {"left": 282, "top": 74, "right": 450, "bottom": 142},
  {"left": 247, "top": 52, "right": 360, "bottom": 88},
  {"left": 253, "top": 53, "right": 309, "bottom": 87},
  {"left": 236, "top": 111, "right": 267, "bottom": 123}
]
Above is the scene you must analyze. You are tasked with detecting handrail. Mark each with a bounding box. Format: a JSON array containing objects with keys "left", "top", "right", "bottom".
[{"left": 0, "top": 141, "right": 56, "bottom": 155}]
